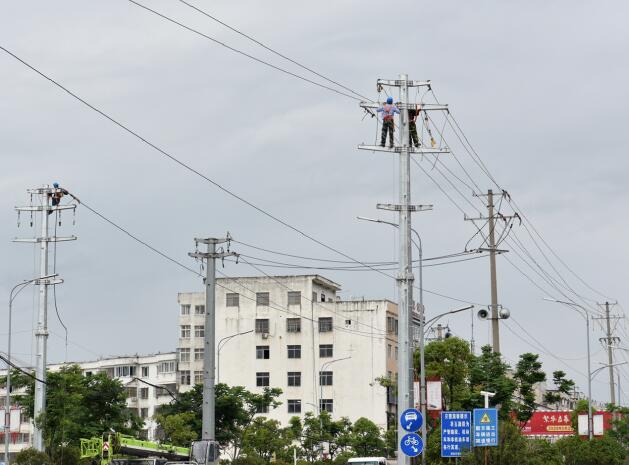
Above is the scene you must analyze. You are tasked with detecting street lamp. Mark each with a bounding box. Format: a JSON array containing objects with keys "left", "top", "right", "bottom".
[
  {"left": 421, "top": 305, "right": 474, "bottom": 336},
  {"left": 544, "top": 298, "right": 593, "bottom": 440},
  {"left": 592, "top": 362, "right": 627, "bottom": 380},
  {"left": 356, "top": 216, "right": 428, "bottom": 465},
  {"left": 216, "top": 330, "right": 253, "bottom": 383},
  {"left": 319, "top": 356, "right": 352, "bottom": 412},
  {"left": 5, "top": 274, "right": 57, "bottom": 465}
]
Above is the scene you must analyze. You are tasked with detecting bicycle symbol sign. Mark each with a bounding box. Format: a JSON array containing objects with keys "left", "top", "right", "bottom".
[{"left": 400, "top": 433, "right": 423, "bottom": 457}]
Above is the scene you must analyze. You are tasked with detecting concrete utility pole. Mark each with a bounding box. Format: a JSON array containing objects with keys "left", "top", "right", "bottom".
[
  {"left": 189, "top": 236, "right": 237, "bottom": 442},
  {"left": 594, "top": 301, "right": 621, "bottom": 405},
  {"left": 358, "top": 76, "right": 448, "bottom": 465},
  {"left": 464, "top": 190, "right": 515, "bottom": 354},
  {"left": 13, "top": 186, "right": 76, "bottom": 451}
]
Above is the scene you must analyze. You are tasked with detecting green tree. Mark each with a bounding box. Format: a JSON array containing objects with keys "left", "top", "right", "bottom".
[
  {"left": 543, "top": 370, "right": 575, "bottom": 407},
  {"left": 556, "top": 434, "right": 625, "bottom": 465},
  {"left": 154, "top": 412, "right": 198, "bottom": 446},
  {"left": 421, "top": 337, "right": 472, "bottom": 410},
  {"left": 466, "top": 345, "right": 516, "bottom": 419},
  {"left": 349, "top": 418, "right": 385, "bottom": 457},
  {"left": 8, "top": 365, "right": 141, "bottom": 458},
  {"left": 513, "top": 353, "right": 546, "bottom": 424},
  {"left": 156, "top": 383, "right": 282, "bottom": 458},
  {"left": 241, "top": 418, "right": 291, "bottom": 462},
  {"left": 14, "top": 448, "right": 50, "bottom": 465}
]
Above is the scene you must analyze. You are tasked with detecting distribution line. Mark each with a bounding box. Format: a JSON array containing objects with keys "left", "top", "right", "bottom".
[
  {"left": 0, "top": 45, "right": 416, "bottom": 298},
  {"left": 126, "top": 0, "right": 362, "bottom": 101},
  {"left": 175, "top": 0, "right": 372, "bottom": 102}
]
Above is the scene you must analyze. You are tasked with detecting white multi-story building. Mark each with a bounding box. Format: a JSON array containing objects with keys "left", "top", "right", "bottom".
[
  {"left": 177, "top": 275, "right": 399, "bottom": 429},
  {"left": 0, "top": 351, "right": 177, "bottom": 458}
]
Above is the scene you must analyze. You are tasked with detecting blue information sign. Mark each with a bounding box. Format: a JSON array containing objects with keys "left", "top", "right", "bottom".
[
  {"left": 473, "top": 408, "right": 498, "bottom": 447},
  {"left": 441, "top": 411, "right": 472, "bottom": 458},
  {"left": 400, "top": 408, "right": 423, "bottom": 432},
  {"left": 400, "top": 433, "right": 424, "bottom": 457}
]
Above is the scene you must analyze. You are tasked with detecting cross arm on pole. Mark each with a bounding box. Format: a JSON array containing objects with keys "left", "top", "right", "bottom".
[
  {"left": 360, "top": 102, "right": 448, "bottom": 112},
  {"left": 377, "top": 79, "right": 431, "bottom": 88},
  {"left": 377, "top": 203, "right": 433, "bottom": 212}
]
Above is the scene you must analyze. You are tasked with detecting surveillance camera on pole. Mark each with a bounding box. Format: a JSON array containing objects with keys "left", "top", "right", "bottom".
[
  {"left": 498, "top": 308, "right": 511, "bottom": 319},
  {"left": 477, "top": 309, "right": 490, "bottom": 320}
]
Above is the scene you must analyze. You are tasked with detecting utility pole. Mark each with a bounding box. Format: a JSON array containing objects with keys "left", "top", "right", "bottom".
[
  {"left": 594, "top": 301, "right": 621, "bottom": 405},
  {"left": 13, "top": 185, "right": 76, "bottom": 451},
  {"left": 464, "top": 190, "right": 514, "bottom": 354},
  {"left": 358, "top": 76, "right": 448, "bottom": 465},
  {"left": 189, "top": 236, "right": 237, "bottom": 442}
]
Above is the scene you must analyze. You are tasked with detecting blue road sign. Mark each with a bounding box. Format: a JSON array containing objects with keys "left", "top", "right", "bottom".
[
  {"left": 473, "top": 408, "right": 498, "bottom": 447},
  {"left": 400, "top": 433, "right": 424, "bottom": 457},
  {"left": 400, "top": 408, "right": 423, "bottom": 432},
  {"left": 441, "top": 411, "right": 472, "bottom": 458}
]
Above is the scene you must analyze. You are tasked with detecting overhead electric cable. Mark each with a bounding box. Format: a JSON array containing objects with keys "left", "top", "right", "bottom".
[
  {"left": 175, "top": 0, "right": 372, "bottom": 102},
  {"left": 126, "top": 0, "right": 362, "bottom": 101}
]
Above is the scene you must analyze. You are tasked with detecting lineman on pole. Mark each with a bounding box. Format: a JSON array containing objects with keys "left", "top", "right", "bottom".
[{"left": 377, "top": 96, "right": 400, "bottom": 148}]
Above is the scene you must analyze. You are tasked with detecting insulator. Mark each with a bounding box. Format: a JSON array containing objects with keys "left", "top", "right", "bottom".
[{"left": 17, "top": 211, "right": 21, "bottom": 227}]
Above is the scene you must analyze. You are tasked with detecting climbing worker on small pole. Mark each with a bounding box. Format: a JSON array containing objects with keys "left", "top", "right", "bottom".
[
  {"left": 408, "top": 104, "right": 421, "bottom": 148},
  {"left": 377, "top": 96, "right": 399, "bottom": 148}
]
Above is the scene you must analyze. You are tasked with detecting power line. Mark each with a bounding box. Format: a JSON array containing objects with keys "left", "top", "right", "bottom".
[
  {"left": 126, "top": 0, "right": 362, "bottom": 102},
  {"left": 0, "top": 353, "right": 47, "bottom": 385},
  {"left": 175, "top": 0, "right": 371, "bottom": 102}
]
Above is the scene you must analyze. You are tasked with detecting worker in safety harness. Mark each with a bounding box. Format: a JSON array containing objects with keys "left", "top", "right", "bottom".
[
  {"left": 377, "top": 97, "right": 400, "bottom": 148},
  {"left": 48, "top": 182, "right": 78, "bottom": 215},
  {"left": 408, "top": 104, "right": 421, "bottom": 148}
]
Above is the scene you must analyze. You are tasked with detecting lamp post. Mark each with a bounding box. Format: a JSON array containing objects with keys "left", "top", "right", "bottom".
[
  {"left": 5, "top": 274, "right": 57, "bottom": 465},
  {"left": 319, "top": 356, "right": 352, "bottom": 413},
  {"left": 544, "top": 298, "right": 593, "bottom": 440},
  {"left": 216, "top": 330, "right": 253, "bottom": 383}
]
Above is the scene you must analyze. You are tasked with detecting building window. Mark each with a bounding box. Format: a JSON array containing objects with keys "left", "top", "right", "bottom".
[
  {"left": 140, "top": 387, "right": 149, "bottom": 399},
  {"left": 141, "top": 366, "right": 149, "bottom": 378},
  {"left": 287, "top": 372, "right": 301, "bottom": 387},
  {"left": 194, "top": 348, "right": 204, "bottom": 361},
  {"left": 287, "top": 345, "right": 301, "bottom": 359},
  {"left": 158, "top": 361, "right": 176, "bottom": 374},
  {"left": 319, "top": 371, "right": 333, "bottom": 386},
  {"left": 194, "top": 371, "right": 204, "bottom": 384},
  {"left": 312, "top": 292, "right": 317, "bottom": 302},
  {"left": 256, "top": 402, "right": 269, "bottom": 414},
  {"left": 287, "top": 400, "right": 301, "bottom": 413},
  {"left": 345, "top": 319, "right": 352, "bottom": 326},
  {"left": 387, "top": 344, "right": 392, "bottom": 359},
  {"left": 195, "top": 305, "right": 205, "bottom": 315},
  {"left": 256, "top": 292, "right": 270, "bottom": 306},
  {"left": 181, "top": 325, "right": 191, "bottom": 338},
  {"left": 255, "top": 319, "right": 269, "bottom": 334},
  {"left": 321, "top": 293, "right": 326, "bottom": 302},
  {"left": 318, "top": 317, "right": 333, "bottom": 333},
  {"left": 395, "top": 346, "right": 398, "bottom": 360},
  {"left": 256, "top": 345, "right": 270, "bottom": 359},
  {"left": 320, "top": 399, "right": 333, "bottom": 413},
  {"left": 319, "top": 344, "right": 333, "bottom": 358},
  {"left": 180, "top": 348, "right": 191, "bottom": 362},
  {"left": 181, "top": 304, "right": 191, "bottom": 315},
  {"left": 287, "top": 291, "right": 301, "bottom": 305},
  {"left": 256, "top": 372, "right": 270, "bottom": 387},
  {"left": 180, "top": 371, "right": 191, "bottom": 385},
  {"left": 286, "top": 318, "right": 301, "bottom": 333},
  {"left": 195, "top": 325, "right": 205, "bottom": 338},
  {"left": 140, "top": 408, "right": 149, "bottom": 419},
  {"left": 226, "top": 293, "right": 240, "bottom": 307},
  {"left": 125, "top": 387, "right": 137, "bottom": 399},
  {"left": 387, "top": 316, "right": 398, "bottom": 335},
  {"left": 115, "top": 366, "right": 136, "bottom": 377}
]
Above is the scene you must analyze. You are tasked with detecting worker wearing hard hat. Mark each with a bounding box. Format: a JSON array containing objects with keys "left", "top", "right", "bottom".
[{"left": 377, "top": 96, "right": 400, "bottom": 148}]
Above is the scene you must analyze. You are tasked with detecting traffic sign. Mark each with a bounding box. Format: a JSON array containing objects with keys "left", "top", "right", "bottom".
[
  {"left": 400, "top": 408, "right": 423, "bottom": 432},
  {"left": 400, "top": 433, "right": 423, "bottom": 457},
  {"left": 103, "top": 442, "right": 110, "bottom": 452},
  {"left": 441, "top": 411, "right": 472, "bottom": 458},
  {"left": 473, "top": 408, "right": 498, "bottom": 447}
]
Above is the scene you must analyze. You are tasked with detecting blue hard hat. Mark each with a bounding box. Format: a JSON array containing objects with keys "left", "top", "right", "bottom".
[
  {"left": 386, "top": 97, "right": 393, "bottom": 104},
  {"left": 53, "top": 182, "right": 59, "bottom": 188}
]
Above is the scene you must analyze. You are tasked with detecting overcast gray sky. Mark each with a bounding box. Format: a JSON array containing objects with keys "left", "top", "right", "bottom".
[{"left": 2, "top": 0, "right": 628, "bottom": 404}]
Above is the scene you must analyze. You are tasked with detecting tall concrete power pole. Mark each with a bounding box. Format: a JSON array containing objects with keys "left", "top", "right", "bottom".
[
  {"left": 189, "top": 236, "right": 237, "bottom": 442},
  {"left": 358, "top": 76, "right": 448, "bottom": 465},
  {"left": 14, "top": 185, "right": 76, "bottom": 451},
  {"left": 464, "top": 190, "right": 515, "bottom": 354},
  {"left": 595, "top": 301, "right": 621, "bottom": 404}
]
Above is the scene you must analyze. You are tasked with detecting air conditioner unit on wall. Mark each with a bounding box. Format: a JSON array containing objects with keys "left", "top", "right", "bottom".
[{"left": 262, "top": 332, "right": 269, "bottom": 339}]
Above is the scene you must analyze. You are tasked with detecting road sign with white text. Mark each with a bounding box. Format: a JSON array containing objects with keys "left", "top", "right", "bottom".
[
  {"left": 473, "top": 408, "right": 498, "bottom": 447},
  {"left": 441, "top": 411, "right": 472, "bottom": 457}
]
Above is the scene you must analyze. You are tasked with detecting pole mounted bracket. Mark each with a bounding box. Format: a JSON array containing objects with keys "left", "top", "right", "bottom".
[{"left": 377, "top": 203, "right": 433, "bottom": 212}]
